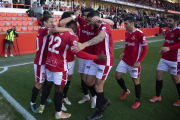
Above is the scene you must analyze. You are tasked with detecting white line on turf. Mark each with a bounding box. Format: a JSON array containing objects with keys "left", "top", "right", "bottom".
[
  {"left": 0, "top": 86, "right": 36, "bottom": 120},
  {"left": 0, "top": 67, "right": 8, "bottom": 74}
]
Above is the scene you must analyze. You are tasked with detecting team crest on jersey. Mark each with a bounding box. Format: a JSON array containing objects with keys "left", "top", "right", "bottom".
[
  {"left": 171, "top": 33, "right": 174, "bottom": 37},
  {"left": 131, "top": 35, "right": 135, "bottom": 40}
]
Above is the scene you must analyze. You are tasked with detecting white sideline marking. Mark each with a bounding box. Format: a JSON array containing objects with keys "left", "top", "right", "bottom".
[
  {"left": 114, "top": 39, "right": 164, "bottom": 50},
  {"left": 0, "top": 86, "right": 36, "bottom": 120},
  {"left": 0, "top": 67, "right": 8, "bottom": 74}
]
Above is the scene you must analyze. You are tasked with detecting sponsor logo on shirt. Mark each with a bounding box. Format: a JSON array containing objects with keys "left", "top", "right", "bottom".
[
  {"left": 82, "top": 30, "right": 94, "bottom": 36},
  {"left": 46, "top": 57, "right": 57, "bottom": 67},
  {"left": 98, "top": 68, "right": 103, "bottom": 73},
  {"left": 170, "top": 33, "right": 174, "bottom": 37},
  {"left": 125, "top": 42, "right": 135, "bottom": 46},
  {"left": 131, "top": 35, "right": 135, "bottom": 40},
  {"left": 86, "top": 66, "right": 90, "bottom": 69},
  {"left": 165, "top": 40, "right": 174, "bottom": 43}
]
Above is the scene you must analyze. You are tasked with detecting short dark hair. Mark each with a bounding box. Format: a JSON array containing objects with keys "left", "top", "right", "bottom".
[
  {"left": 84, "top": 7, "right": 95, "bottom": 13},
  {"left": 66, "top": 20, "right": 77, "bottom": 27},
  {"left": 87, "top": 11, "right": 99, "bottom": 18},
  {"left": 124, "top": 16, "right": 136, "bottom": 23},
  {"left": 167, "top": 14, "right": 179, "bottom": 22},
  {"left": 40, "top": 15, "right": 53, "bottom": 25},
  {"left": 61, "top": 11, "right": 73, "bottom": 19}
]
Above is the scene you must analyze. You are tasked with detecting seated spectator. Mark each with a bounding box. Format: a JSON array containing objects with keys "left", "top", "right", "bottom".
[
  {"left": 48, "top": 0, "right": 53, "bottom": 10},
  {"left": 26, "top": 7, "right": 37, "bottom": 17},
  {"left": 59, "top": 3, "right": 63, "bottom": 11},
  {"left": 43, "top": 8, "right": 49, "bottom": 15},
  {"left": 0, "top": 0, "right": 4, "bottom": 8},
  {"left": 48, "top": 8, "right": 54, "bottom": 16}
]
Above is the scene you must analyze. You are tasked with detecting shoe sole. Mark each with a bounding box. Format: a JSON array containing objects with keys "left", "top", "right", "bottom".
[{"left": 78, "top": 99, "right": 90, "bottom": 104}]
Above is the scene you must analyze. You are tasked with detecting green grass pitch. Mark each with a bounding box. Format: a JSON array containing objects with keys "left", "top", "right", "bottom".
[{"left": 0, "top": 36, "right": 179, "bottom": 120}]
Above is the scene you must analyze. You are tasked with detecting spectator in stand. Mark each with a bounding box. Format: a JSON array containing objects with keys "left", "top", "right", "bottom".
[
  {"left": 38, "top": 14, "right": 43, "bottom": 27},
  {"left": 13, "top": 0, "right": 18, "bottom": 8},
  {"left": 59, "top": 3, "right": 63, "bottom": 11},
  {"left": 26, "top": 7, "right": 37, "bottom": 17},
  {"left": 113, "top": 15, "right": 118, "bottom": 29},
  {"left": 48, "top": 8, "right": 54, "bottom": 17},
  {"left": 48, "top": 0, "right": 53, "bottom": 10},
  {"left": 43, "top": 8, "right": 49, "bottom": 15},
  {"left": 40, "top": 0, "right": 46, "bottom": 9},
  {"left": 0, "top": 0, "right": 4, "bottom": 8},
  {"left": 25, "top": 0, "right": 30, "bottom": 9}
]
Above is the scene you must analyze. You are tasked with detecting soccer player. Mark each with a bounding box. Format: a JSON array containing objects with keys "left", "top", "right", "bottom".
[
  {"left": 72, "top": 11, "right": 114, "bottom": 120},
  {"left": 149, "top": 14, "right": 180, "bottom": 106},
  {"left": 60, "top": 8, "right": 114, "bottom": 108},
  {"left": 30, "top": 15, "right": 74, "bottom": 113},
  {"left": 115, "top": 16, "right": 148, "bottom": 109},
  {"left": 37, "top": 20, "right": 107, "bottom": 119}
]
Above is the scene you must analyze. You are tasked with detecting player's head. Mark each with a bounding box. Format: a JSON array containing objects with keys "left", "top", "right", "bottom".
[
  {"left": 87, "top": 11, "right": 100, "bottom": 28},
  {"left": 12, "top": 26, "right": 16, "bottom": 31},
  {"left": 124, "top": 16, "right": 136, "bottom": 31},
  {"left": 83, "top": 7, "right": 95, "bottom": 22},
  {"left": 166, "top": 14, "right": 179, "bottom": 29},
  {"left": 41, "top": 15, "right": 54, "bottom": 28},
  {"left": 59, "top": 11, "right": 75, "bottom": 27},
  {"left": 66, "top": 20, "right": 77, "bottom": 33}
]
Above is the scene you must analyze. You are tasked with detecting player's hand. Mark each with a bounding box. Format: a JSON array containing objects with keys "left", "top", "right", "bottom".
[
  {"left": 133, "top": 61, "right": 140, "bottom": 68},
  {"left": 71, "top": 42, "right": 85, "bottom": 53},
  {"left": 69, "top": 29, "right": 75, "bottom": 35},
  {"left": 75, "top": 10, "right": 81, "bottom": 18},
  {"left": 97, "top": 54, "right": 107, "bottom": 61},
  {"left": 119, "top": 53, "right": 124, "bottom": 59},
  {"left": 159, "top": 47, "right": 170, "bottom": 54},
  {"left": 92, "top": 16, "right": 102, "bottom": 22}
]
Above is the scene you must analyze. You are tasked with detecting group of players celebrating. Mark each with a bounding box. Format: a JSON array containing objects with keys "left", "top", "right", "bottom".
[{"left": 29, "top": 6, "right": 180, "bottom": 120}]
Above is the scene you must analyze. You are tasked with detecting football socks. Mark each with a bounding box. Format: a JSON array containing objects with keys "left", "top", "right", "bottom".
[
  {"left": 63, "top": 81, "right": 71, "bottom": 98},
  {"left": 41, "top": 84, "right": 52, "bottom": 105},
  {"left": 31, "top": 86, "right": 39, "bottom": 103},
  {"left": 135, "top": 84, "right": 141, "bottom": 101},
  {"left": 176, "top": 83, "right": 180, "bottom": 99},
  {"left": 54, "top": 92, "right": 63, "bottom": 112},
  {"left": 96, "top": 92, "right": 105, "bottom": 112},
  {"left": 82, "top": 80, "right": 88, "bottom": 95},
  {"left": 156, "top": 80, "right": 163, "bottom": 97},
  {"left": 117, "top": 78, "right": 127, "bottom": 92},
  {"left": 88, "top": 84, "right": 96, "bottom": 97}
]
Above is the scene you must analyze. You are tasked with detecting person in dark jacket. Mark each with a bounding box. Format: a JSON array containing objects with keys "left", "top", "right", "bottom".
[{"left": 26, "top": 7, "right": 37, "bottom": 17}]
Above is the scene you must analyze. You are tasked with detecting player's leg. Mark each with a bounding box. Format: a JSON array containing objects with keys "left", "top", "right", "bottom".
[
  {"left": 129, "top": 65, "right": 141, "bottom": 109},
  {"left": 41, "top": 78, "right": 52, "bottom": 103},
  {"left": 115, "top": 60, "right": 129, "bottom": 100},
  {"left": 9, "top": 43, "right": 13, "bottom": 57},
  {"left": 150, "top": 59, "right": 168, "bottom": 102},
  {"left": 53, "top": 71, "right": 71, "bottom": 119},
  {"left": 170, "top": 62, "right": 180, "bottom": 106},
  {"left": 87, "top": 65, "right": 112, "bottom": 120},
  {"left": 78, "top": 59, "right": 90, "bottom": 104},
  {"left": 63, "top": 61, "right": 75, "bottom": 105},
  {"left": 84, "top": 60, "right": 97, "bottom": 108},
  {"left": 30, "top": 64, "right": 45, "bottom": 113}
]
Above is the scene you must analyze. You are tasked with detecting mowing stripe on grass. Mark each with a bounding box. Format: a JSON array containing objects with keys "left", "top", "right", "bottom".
[{"left": 0, "top": 86, "right": 36, "bottom": 120}]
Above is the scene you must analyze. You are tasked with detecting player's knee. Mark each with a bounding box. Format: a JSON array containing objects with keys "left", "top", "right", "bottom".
[
  {"left": 55, "top": 85, "right": 64, "bottom": 93},
  {"left": 156, "top": 74, "right": 163, "bottom": 81},
  {"left": 132, "top": 78, "right": 140, "bottom": 85},
  {"left": 68, "top": 75, "right": 72, "bottom": 81},
  {"left": 115, "top": 72, "right": 122, "bottom": 80},
  {"left": 85, "top": 80, "right": 93, "bottom": 87},
  {"left": 35, "top": 82, "right": 43, "bottom": 89}
]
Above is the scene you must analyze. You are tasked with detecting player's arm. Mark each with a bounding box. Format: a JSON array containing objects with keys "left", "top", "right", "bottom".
[
  {"left": 133, "top": 34, "right": 148, "bottom": 68},
  {"left": 92, "top": 16, "right": 114, "bottom": 26},
  {"left": 49, "top": 27, "right": 74, "bottom": 35},
  {"left": 72, "top": 32, "right": 106, "bottom": 53},
  {"left": 59, "top": 15, "right": 76, "bottom": 27}
]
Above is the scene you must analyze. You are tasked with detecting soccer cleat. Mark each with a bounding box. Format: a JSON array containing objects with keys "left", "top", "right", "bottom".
[
  {"left": 101, "top": 99, "right": 111, "bottom": 112},
  {"left": 63, "top": 97, "right": 71, "bottom": 105},
  {"left": 10, "top": 54, "right": 14, "bottom": 57},
  {"left": 37, "top": 105, "right": 45, "bottom": 114},
  {"left": 46, "top": 97, "right": 52, "bottom": 103},
  {"left": 55, "top": 112, "right": 71, "bottom": 119},
  {"left": 5, "top": 54, "right": 7, "bottom": 58},
  {"left": 173, "top": 100, "right": 180, "bottom": 106},
  {"left": 91, "top": 96, "right": 96, "bottom": 108},
  {"left": 78, "top": 96, "right": 90, "bottom": 104},
  {"left": 149, "top": 96, "right": 162, "bottom": 102},
  {"left": 61, "top": 103, "right": 67, "bottom": 111},
  {"left": 131, "top": 101, "right": 140, "bottom": 109},
  {"left": 120, "top": 89, "right": 130, "bottom": 100},
  {"left": 30, "top": 103, "right": 38, "bottom": 113},
  {"left": 86, "top": 110, "right": 102, "bottom": 120}
]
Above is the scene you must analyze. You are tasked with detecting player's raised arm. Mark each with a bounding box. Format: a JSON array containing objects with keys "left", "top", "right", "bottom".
[
  {"left": 92, "top": 16, "right": 114, "bottom": 26},
  {"left": 49, "top": 27, "right": 74, "bottom": 35}
]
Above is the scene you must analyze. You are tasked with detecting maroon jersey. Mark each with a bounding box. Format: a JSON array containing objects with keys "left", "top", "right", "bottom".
[
  {"left": 78, "top": 16, "right": 95, "bottom": 54},
  {"left": 122, "top": 29, "right": 148, "bottom": 66},
  {"left": 162, "top": 27, "right": 180, "bottom": 62},
  {"left": 94, "top": 22, "right": 114, "bottom": 66},
  {"left": 46, "top": 32, "right": 97, "bottom": 72},
  {"left": 66, "top": 48, "right": 74, "bottom": 62},
  {"left": 34, "top": 27, "right": 50, "bottom": 65}
]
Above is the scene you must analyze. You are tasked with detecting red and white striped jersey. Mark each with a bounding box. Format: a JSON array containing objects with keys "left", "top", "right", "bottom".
[
  {"left": 94, "top": 22, "right": 114, "bottom": 66},
  {"left": 34, "top": 27, "right": 50, "bottom": 65},
  {"left": 122, "top": 29, "right": 148, "bottom": 66},
  {"left": 162, "top": 27, "right": 180, "bottom": 62},
  {"left": 45, "top": 31, "right": 77, "bottom": 72}
]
